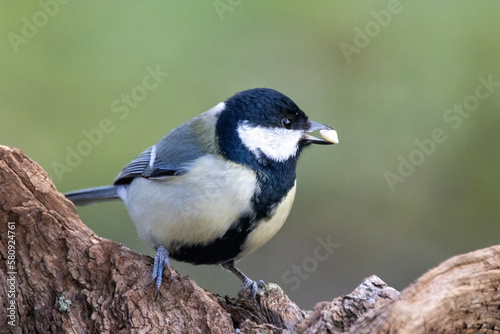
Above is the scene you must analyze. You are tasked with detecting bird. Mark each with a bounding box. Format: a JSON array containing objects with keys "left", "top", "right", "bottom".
[{"left": 64, "top": 88, "right": 338, "bottom": 298}]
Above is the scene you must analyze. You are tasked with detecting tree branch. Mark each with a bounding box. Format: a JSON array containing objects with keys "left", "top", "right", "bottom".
[{"left": 1, "top": 145, "right": 499, "bottom": 333}]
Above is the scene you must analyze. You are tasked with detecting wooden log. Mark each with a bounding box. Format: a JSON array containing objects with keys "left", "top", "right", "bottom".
[{"left": 1, "top": 145, "right": 499, "bottom": 333}]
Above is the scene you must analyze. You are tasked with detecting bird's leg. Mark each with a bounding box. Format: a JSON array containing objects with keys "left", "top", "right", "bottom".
[
  {"left": 222, "top": 260, "right": 265, "bottom": 300},
  {"left": 151, "top": 246, "right": 170, "bottom": 291}
]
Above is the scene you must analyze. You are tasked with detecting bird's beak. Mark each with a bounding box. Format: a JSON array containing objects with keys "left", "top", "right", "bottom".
[{"left": 301, "top": 121, "right": 339, "bottom": 145}]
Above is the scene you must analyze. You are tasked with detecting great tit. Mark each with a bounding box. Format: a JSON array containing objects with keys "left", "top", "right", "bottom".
[{"left": 64, "top": 88, "right": 338, "bottom": 297}]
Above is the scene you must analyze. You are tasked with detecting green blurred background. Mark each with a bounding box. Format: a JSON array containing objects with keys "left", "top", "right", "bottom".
[{"left": 1, "top": 1, "right": 499, "bottom": 308}]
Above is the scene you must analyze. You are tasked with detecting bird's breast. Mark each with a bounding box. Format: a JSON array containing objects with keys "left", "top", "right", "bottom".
[
  {"left": 238, "top": 181, "right": 296, "bottom": 259},
  {"left": 125, "top": 155, "right": 257, "bottom": 248}
]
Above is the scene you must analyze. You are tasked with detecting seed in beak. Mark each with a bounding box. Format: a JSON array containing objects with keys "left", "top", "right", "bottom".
[{"left": 320, "top": 129, "right": 339, "bottom": 144}]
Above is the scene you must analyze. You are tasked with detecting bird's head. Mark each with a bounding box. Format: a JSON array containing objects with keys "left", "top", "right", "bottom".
[{"left": 215, "top": 88, "right": 337, "bottom": 168}]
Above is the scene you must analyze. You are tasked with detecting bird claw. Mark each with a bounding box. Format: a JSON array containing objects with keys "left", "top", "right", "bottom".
[
  {"left": 241, "top": 278, "right": 266, "bottom": 300},
  {"left": 151, "top": 246, "right": 170, "bottom": 291},
  {"left": 222, "top": 261, "right": 266, "bottom": 301}
]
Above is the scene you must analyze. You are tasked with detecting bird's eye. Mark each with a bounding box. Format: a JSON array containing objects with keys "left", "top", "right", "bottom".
[{"left": 281, "top": 117, "right": 293, "bottom": 129}]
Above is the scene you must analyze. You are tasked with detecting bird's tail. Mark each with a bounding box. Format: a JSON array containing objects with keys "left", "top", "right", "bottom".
[{"left": 64, "top": 185, "right": 123, "bottom": 206}]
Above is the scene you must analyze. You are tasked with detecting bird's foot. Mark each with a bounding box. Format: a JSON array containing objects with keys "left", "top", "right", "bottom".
[
  {"left": 222, "top": 260, "right": 266, "bottom": 301},
  {"left": 151, "top": 246, "right": 170, "bottom": 291},
  {"left": 240, "top": 277, "right": 266, "bottom": 300}
]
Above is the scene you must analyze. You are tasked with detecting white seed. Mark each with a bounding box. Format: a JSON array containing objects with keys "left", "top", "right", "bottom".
[{"left": 320, "top": 129, "right": 339, "bottom": 144}]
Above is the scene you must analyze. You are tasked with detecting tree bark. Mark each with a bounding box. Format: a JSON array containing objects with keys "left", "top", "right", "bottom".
[{"left": 0, "top": 145, "right": 499, "bottom": 333}]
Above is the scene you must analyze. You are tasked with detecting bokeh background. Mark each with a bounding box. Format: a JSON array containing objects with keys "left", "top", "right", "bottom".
[{"left": 1, "top": 1, "right": 499, "bottom": 309}]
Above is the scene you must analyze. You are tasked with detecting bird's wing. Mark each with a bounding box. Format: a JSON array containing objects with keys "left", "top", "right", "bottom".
[
  {"left": 113, "top": 145, "right": 180, "bottom": 185},
  {"left": 114, "top": 146, "right": 153, "bottom": 184},
  {"left": 114, "top": 108, "right": 220, "bottom": 185}
]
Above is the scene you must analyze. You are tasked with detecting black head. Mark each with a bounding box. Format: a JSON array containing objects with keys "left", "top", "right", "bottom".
[{"left": 215, "top": 88, "right": 333, "bottom": 169}]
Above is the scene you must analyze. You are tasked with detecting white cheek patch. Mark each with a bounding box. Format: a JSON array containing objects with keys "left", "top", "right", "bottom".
[{"left": 237, "top": 121, "right": 302, "bottom": 162}]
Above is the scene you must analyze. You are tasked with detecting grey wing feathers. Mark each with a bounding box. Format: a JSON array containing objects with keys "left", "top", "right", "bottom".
[
  {"left": 113, "top": 143, "right": 192, "bottom": 186},
  {"left": 64, "top": 185, "right": 120, "bottom": 206},
  {"left": 114, "top": 116, "right": 216, "bottom": 185},
  {"left": 113, "top": 146, "right": 154, "bottom": 185},
  {"left": 65, "top": 107, "right": 221, "bottom": 206}
]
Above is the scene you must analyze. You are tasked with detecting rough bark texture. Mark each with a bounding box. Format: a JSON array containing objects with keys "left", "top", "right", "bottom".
[
  {"left": 0, "top": 145, "right": 499, "bottom": 333},
  {"left": 295, "top": 275, "right": 400, "bottom": 334},
  {"left": 349, "top": 246, "right": 500, "bottom": 334}
]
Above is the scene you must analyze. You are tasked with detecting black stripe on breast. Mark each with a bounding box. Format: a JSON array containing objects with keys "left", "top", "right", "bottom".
[
  {"left": 169, "top": 215, "right": 254, "bottom": 265},
  {"left": 169, "top": 160, "right": 297, "bottom": 265}
]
